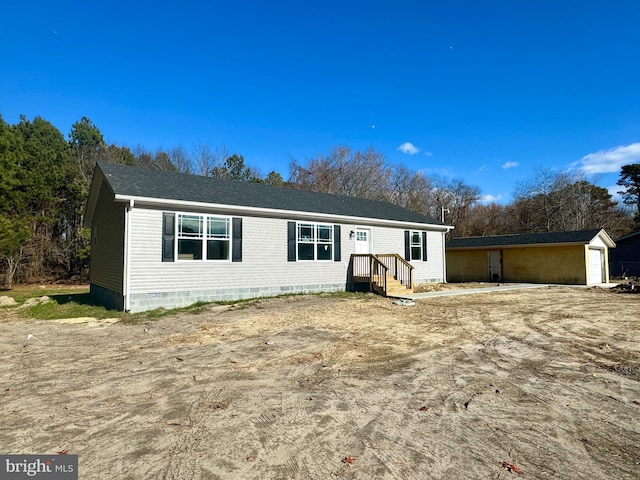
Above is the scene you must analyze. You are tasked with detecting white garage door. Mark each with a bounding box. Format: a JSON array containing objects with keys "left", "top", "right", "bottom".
[{"left": 588, "top": 248, "right": 603, "bottom": 284}]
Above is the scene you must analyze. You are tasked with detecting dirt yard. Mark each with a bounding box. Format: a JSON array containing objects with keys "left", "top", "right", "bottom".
[{"left": 1, "top": 286, "right": 639, "bottom": 479}]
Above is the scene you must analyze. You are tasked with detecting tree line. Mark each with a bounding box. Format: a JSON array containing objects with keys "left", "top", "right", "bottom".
[
  {"left": 288, "top": 147, "right": 637, "bottom": 238},
  {"left": 1, "top": 114, "right": 638, "bottom": 286}
]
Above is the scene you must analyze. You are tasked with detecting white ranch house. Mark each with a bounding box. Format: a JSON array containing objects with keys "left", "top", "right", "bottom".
[{"left": 84, "top": 162, "right": 453, "bottom": 312}]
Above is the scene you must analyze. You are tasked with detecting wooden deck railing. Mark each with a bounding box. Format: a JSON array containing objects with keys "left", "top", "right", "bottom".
[
  {"left": 351, "top": 254, "right": 388, "bottom": 295},
  {"left": 350, "top": 253, "right": 414, "bottom": 295},
  {"left": 375, "top": 253, "right": 414, "bottom": 289}
]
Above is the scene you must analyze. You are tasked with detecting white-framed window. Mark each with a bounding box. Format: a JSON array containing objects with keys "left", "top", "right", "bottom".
[
  {"left": 410, "top": 230, "right": 423, "bottom": 261},
  {"left": 297, "top": 222, "right": 333, "bottom": 261},
  {"left": 207, "top": 216, "right": 230, "bottom": 260},
  {"left": 176, "top": 213, "right": 230, "bottom": 261}
]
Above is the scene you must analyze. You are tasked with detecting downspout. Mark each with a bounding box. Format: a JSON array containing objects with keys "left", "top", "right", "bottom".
[
  {"left": 124, "top": 199, "right": 134, "bottom": 312},
  {"left": 442, "top": 231, "right": 448, "bottom": 283}
]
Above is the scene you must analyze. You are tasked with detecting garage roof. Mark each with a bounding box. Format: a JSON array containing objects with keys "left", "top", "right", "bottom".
[{"left": 447, "top": 229, "right": 615, "bottom": 249}]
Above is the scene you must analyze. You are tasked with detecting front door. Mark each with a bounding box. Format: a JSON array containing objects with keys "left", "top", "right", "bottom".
[
  {"left": 488, "top": 250, "right": 502, "bottom": 282},
  {"left": 355, "top": 228, "right": 371, "bottom": 254}
]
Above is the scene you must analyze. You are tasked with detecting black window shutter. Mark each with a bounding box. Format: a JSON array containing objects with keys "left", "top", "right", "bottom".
[
  {"left": 162, "top": 212, "right": 175, "bottom": 262},
  {"left": 404, "top": 230, "right": 410, "bottom": 261},
  {"left": 422, "top": 231, "right": 428, "bottom": 261},
  {"left": 232, "top": 217, "right": 242, "bottom": 262},
  {"left": 333, "top": 225, "right": 341, "bottom": 262},
  {"left": 287, "top": 221, "right": 296, "bottom": 262}
]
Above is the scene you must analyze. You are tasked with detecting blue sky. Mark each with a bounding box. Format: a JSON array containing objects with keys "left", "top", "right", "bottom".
[{"left": 2, "top": 1, "right": 640, "bottom": 203}]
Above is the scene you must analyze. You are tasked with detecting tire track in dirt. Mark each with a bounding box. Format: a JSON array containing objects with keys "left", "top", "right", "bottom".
[
  {"left": 437, "top": 324, "right": 638, "bottom": 479},
  {"left": 244, "top": 393, "right": 341, "bottom": 479},
  {"left": 152, "top": 388, "right": 226, "bottom": 479},
  {"left": 194, "top": 329, "right": 348, "bottom": 479}
]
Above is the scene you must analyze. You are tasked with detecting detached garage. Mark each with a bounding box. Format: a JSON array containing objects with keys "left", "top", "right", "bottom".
[{"left": 446, "top": 229, "right": 615, "bottom": 285}]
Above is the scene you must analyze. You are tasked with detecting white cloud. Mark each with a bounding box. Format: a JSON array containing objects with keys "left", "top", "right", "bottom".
[
  {"left": 397, "top": 142, "right": 420, "bottom": 155},
  {"left": 502, "top": 161, "right": 519, "bottom": 169},
  {"left": 573, "top": 143, "right": 640, "bottom": 175},
  {"left": 607, "top": 185, "right": 624, "bottom": 200},
  {"left": 480, "top": 194, "right": 502, "bottom": 204}
]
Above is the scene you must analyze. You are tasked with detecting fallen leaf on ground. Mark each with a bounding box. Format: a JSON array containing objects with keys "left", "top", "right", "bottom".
[
  {"left": 57, "top": 450, "right": 69, "bottom": 455},
  {"left": 501, "top": 461, "right": 524, "bottom": 474},
  {"left": 342, "top": 456, "right": 356, "bottom": 464}
]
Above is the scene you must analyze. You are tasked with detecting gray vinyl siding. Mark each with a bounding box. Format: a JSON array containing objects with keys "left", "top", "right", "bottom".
[
  {"left": 90, "top": 185, "right": 125, "bottom": 293},
  {"left": 366, "top": 227, "right": 445, "bottom": 283},
  {"left": 115, "top": 207, "right": 448, "bottom": 311},
  {"left": 127, "top": 209, "right": 352, "bottom": 294},
  {"left": 128, "top": 208, "right": 446, "bottom": 296},
  {"left": 418, "top": 230, "right": 446, "bottom": 282}
]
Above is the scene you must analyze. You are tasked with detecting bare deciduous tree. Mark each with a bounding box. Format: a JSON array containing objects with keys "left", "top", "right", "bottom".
[
  {"left": 168, "top": 146, "right": 192, "bottom": 173},
  {"left": 466, "top": 203, "right": 511, "bottom": 236},
  {"left": 387, "top": 166, "right": 433, "bottom": 215},
  {"left": 193, "top": 144, "right": 230, "bottom": 177},
  {"left": 424, "top": 177, "right": 481, "bottom": 235},
  {"left": 290, "top": 147, "right": 393, "bottom": 199},
  {"left": 493, "top": 169, "right": 632, "bottom": 237}
]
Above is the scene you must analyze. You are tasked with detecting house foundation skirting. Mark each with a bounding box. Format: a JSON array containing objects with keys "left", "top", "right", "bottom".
[
  {"left": 126, "top": 283, "right": 348, "bottom": 312},
  {"left": 92, "top": 279, "right": 447, "bottom": 313},
  {"left": 90, "top": 283, "right": 125, "bottom": 311}
]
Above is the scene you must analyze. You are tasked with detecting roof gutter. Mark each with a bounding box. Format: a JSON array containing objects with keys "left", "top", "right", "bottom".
[
  {"left": 442, "top": 230, "right": 448, "bottom": 282},
  {"left": 447, "top": 241, "right": 601, "bottom": 250}
]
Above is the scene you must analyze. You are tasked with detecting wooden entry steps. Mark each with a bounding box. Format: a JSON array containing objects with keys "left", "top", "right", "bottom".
[
  {"left": 385, "top": 275, "right": 414, "bottom": 296},
  {"left": 351, "top": 254, "right": 414, "bottom": 297}
]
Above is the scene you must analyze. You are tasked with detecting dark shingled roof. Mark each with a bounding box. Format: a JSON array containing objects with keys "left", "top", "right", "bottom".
[
  {"left": 447, "top": 229, "right": 605, "bottom": 249},
  {"left": 96, "top": 162, "right": 444, "bottom": 226}
]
